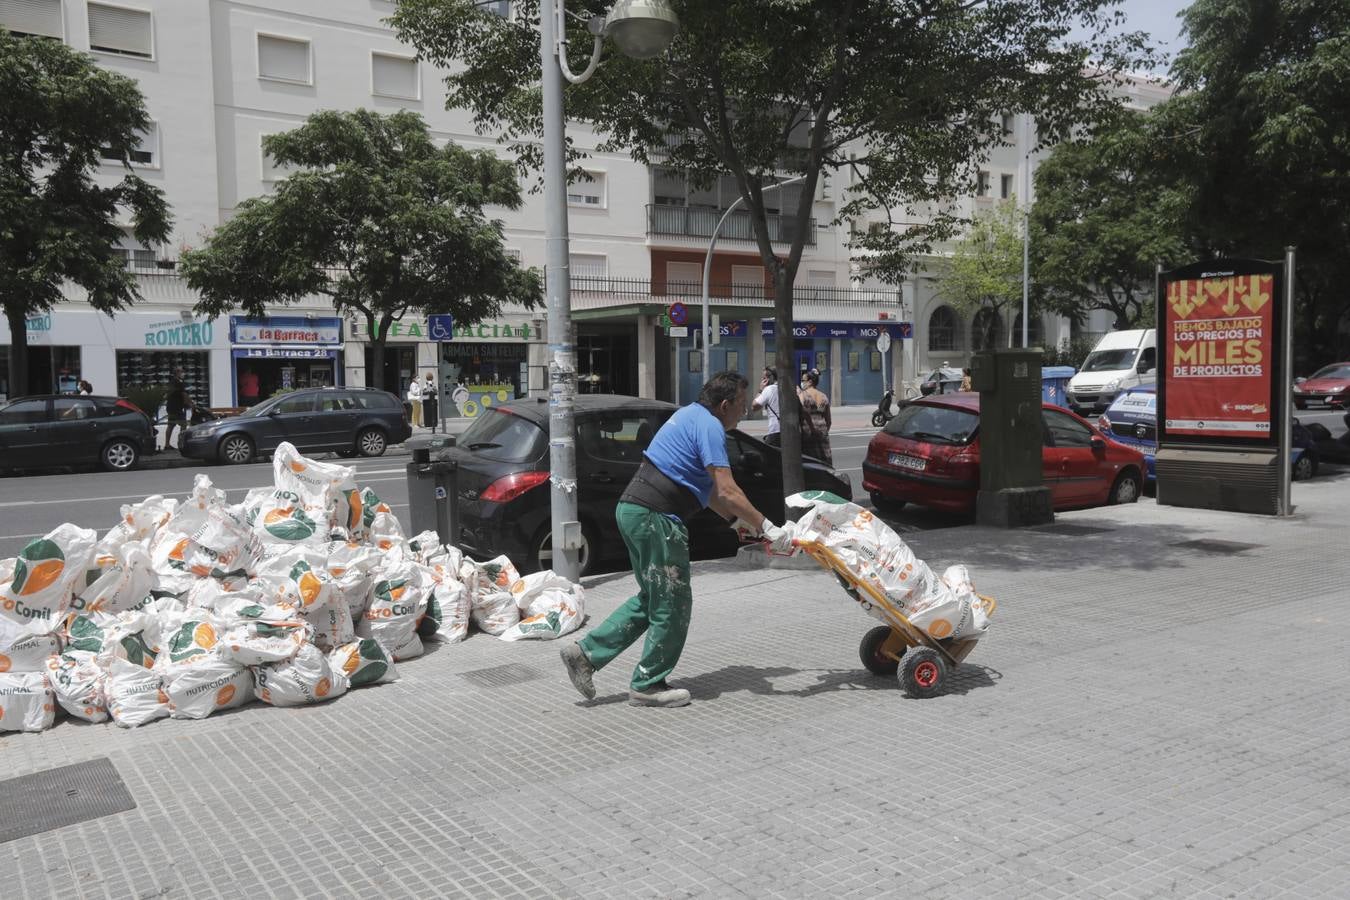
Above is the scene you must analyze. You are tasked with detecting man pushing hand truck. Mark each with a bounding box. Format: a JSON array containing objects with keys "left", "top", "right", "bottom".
[{"left": 560, "top": 371, "right": 792, "bottom": 708}]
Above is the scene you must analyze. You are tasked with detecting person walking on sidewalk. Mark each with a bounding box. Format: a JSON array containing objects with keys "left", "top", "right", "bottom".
[
  {"left": 798, "top": 368, "right": 833, "bottom": 466},
  {"left": 406, "top": 377, "right": 423, "bottom": 428},
  {"left": 421, "top": 372, "right": 438, "bottom": 430},
  {"left": 752, "top": 367, "right": 781, "bottom": 447},
  {"left": 162, "top": 368, "right": 192, "bottom": 452},
  {"left": 560, "top": 371, "right": 793, "bottom": 708}
]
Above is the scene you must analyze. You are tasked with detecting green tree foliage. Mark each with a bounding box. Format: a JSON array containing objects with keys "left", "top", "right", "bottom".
[
  {"left": 1029, "top": 109, "right": 1188, "bottom": 331},
  {"left": 180, "top": 109, "right": 542, "bottom": 391},
  {"left": 0, "top": 32, "right": 171, "bottom": 397},
  {"left": 392, "top": 0, "right": 1152, "bottom": 491},
  {"left": 1165, "top": 0, "right": 1350, "bottom": 369},
  {"left": 939, "top": 201, "right": 1032, "bottom": 350}
]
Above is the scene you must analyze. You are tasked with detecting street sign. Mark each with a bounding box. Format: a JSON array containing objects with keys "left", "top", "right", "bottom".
[
  {"left": 668, "top": 302, "right": 688, "bottom": 326},
  {"left": 876, "top": 331, "right": 892, "bottom": 354},
  {"left": 669, "top": 326, "right": 689, "bottom": 338},
  {"left": 428, "top": 314, "right": 455, "bottom": 342}
]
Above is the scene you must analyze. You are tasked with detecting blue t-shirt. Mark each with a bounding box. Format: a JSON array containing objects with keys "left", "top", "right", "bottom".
[{"left": 644, "top": 403, "right": 730, "bottom": 508}]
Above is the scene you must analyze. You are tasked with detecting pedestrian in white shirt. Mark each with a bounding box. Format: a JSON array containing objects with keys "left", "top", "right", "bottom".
[
  {"left": 406, "top": 378, "right": 423, "bottom": 427},
  {"left": 751, "top": 367, "right": 781, "bottom": 447}
]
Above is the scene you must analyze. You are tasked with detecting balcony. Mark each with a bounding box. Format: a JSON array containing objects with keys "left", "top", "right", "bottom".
[
  {"left": 646, "top": 204, "right": 816, "bottom": 247},
  {"left": 567, "top": 276, "right": 900, "bottom": 313}
]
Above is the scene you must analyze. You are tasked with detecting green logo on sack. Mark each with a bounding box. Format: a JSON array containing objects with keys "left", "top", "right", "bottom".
[
  {"left": 167, "top": 621, "right": 217, "bottom": 662},
  {"left": 338, "top": 638, "right": 389, "bottom": 687},
  {"left": 262, "top": 507, "right": 316, "bottom": 541},
  {"left": 119, "top": 633, "right": 157, "bottom": 667},
  {"left": 11, "top": 538, "right": 65, "bottom": 597},
  {"left": 374, "top": 579, "right": 407, "bottom": 605},
  {"left": 66, "top": 615, "right": 106, "bottom": 652}
]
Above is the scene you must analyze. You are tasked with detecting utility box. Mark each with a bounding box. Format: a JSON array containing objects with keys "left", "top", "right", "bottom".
[
  {"left": 405, "top": 436, "right": 459, "bottom": 547},
  {"left": 973, "top": 349, "right": 1053, "bottom": 527}
]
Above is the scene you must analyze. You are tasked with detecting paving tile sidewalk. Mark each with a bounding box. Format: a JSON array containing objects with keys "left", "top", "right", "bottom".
[{"left": 4, "top": 472, "right": 1350, "bottom": 898}]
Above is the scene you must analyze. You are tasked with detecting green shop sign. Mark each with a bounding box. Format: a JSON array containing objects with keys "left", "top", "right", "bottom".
[
  {"left": 379, "top": 319, "right": 541, "bottom": 341},
  {"left": 144, "top": 318, "right": 214, "bottom": 347}
]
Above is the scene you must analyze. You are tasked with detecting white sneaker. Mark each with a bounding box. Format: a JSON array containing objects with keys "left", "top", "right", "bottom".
[{"left": 628, "top": 682, "right": 691, "bottom": 708}]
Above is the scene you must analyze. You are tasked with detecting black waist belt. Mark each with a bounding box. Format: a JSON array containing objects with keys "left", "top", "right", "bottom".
[{"left": 620, "top": 460, "right": 702, "bottom": 521}]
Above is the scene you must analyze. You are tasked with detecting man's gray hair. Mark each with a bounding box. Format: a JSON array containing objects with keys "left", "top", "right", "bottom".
[{"left": 698, "top": 371, "right": 749, "bottom": 410}]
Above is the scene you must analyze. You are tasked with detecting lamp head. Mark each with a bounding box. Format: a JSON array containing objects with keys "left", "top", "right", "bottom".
[{"left": 603, "top": 0, "right": 679, "bottom": 59}]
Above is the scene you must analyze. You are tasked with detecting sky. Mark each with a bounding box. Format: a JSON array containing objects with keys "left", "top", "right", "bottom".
[{"left": 1112, "top": 0, "right": 1193, "bottom": 63}]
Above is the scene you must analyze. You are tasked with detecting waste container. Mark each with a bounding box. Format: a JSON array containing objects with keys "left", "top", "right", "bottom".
[
  {"left": 405, "top": 436, "right": 458, "bottom": 547},
  {"left": 1041, "top": 366, "right": 1076, "bottom": 407}
]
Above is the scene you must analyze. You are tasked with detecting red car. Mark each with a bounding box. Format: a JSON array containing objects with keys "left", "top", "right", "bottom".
[
  {"left": 1293, "top": 362, "right": 1350, "bottom": 409},
  {"left": 862, "top": 393, "right": 1146, "bottom": 514}
]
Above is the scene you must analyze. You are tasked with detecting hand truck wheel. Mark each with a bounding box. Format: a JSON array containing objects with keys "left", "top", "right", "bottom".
[
  {"left": 899, "top": 646, "right": 946, "bottom": 698},
  {"left": 858, "top": 625, "right": 903, "bottom": 676}
]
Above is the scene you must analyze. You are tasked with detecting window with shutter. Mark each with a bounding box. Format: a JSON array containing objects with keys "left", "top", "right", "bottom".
[
  {"left": 569, "top": 253, "right": 608, "bottom": 280},
  {"left": 87, "top": 3, "right": 152, "bottom": 59},
  {"left": 0, "top": 0, "right": 63, "bottom": 39},
  {"left": 371, "top": 52, "right": 419, "bottom": 100},
  {"left": 257, "top": 33, "right": 311, "bottom": 84},
  {"left": 567, "top": 171, "right": 606, "bottom": 208},
  {"left": 99, "top": 121, "right": 157, "bottom": 167}
]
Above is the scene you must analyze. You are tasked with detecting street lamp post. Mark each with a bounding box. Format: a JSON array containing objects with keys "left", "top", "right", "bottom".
[
  {"left": 1020, "top": 113, "right": 1032, "bottom": 348},
  {"left": 539, "top": 0, "right": 678, "bottom": 581},
  {"left": 700, "top": 175, "right": 807, "bottom": 385}
]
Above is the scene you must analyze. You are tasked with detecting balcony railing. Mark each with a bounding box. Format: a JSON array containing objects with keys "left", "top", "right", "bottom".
[
  {"left": 647, "top": 204, "right": 816, "bottom": 246},
  {"left": 568, "top": 276, "right": 900, "bottom": 308}
]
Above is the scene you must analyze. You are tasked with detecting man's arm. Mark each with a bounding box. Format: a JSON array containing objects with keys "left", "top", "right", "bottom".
[{"left": 706, "top": 465, "right": 769, "bottom": 525}]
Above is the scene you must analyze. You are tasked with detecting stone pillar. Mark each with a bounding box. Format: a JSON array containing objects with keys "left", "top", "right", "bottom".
[
  {"left": 829, "top": 337, "right": 843, "bottom": 407},
  {"left": 636, "top": 314, "right": 656, "bottom": 399}
]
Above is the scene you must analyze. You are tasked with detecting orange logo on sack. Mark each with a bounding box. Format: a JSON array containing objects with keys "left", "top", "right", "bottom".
[
  {"left": 927, "top": 619, "right": 953, "bottom": 639},
  {"left": 315, "top": 677, "right": 331, "bottom": 698},
  {"left": 216, "top": 684, "right": 236, "bottom": 706},
  {"left": 288, "top": 460, "right": 306, "bottom": 474},
  {"left": 0, "top": 654, "right": 10, "bottom": 673}
]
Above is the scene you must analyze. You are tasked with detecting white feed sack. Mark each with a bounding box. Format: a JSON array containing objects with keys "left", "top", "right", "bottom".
[
  {"left": 499, "top": 571, "right": 585, "bottom": 642},
  {"left": 784, "top": 492, "right": 990, "bottom": 642},
  {"left": 0, "top": 672, "right": 56, "bottom": 732},
  {"left": 0, "top": 441, "right": 587, "bottom": 733},
  {"left": 0, "top": 523, "right": 98, "bottom": 637}
]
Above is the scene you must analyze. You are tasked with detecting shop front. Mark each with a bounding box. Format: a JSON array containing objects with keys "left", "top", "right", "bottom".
[
  {"left": 762, "top": 320, "right": 836, "bottom": 399},
  {"left": 2, "top": 309, "right": 229, "bottom": 409},
  {"left": 677, "top": 319, "right": 750, "bottom": 405},
  {"left": 229, "top": 316, "right": 344, "bottom": 405},
  {"left": 437, "top": 318, "right": 545, "bottom": 419}
]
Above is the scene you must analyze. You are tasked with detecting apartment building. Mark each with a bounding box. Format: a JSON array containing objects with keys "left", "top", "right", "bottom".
[{"left": 3, "top": 1, "right": 1159, "bottom": 410}]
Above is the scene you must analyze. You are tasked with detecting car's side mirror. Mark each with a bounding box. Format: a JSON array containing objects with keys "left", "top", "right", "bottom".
[
  {"left": 1294, "top": 376, "right": 1307, "bottom": 385},
  {"left": 1090, "top": 436, "right": 1106, "bottom": 451},
  {"left": 267, "top": 407, "right": 281, "bottom": 416}
]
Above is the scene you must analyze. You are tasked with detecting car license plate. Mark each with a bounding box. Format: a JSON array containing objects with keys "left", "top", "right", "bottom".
[{"left": 888, "top": 452, "right": 926, "bottom": 471}]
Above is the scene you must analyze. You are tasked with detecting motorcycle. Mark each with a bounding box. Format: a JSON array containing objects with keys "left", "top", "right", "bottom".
[{"left": 871, "top": 388, "right": 895, "bottom": 428}]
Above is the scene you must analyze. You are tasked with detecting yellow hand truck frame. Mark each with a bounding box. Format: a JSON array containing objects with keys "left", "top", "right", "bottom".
[{"left": 797, "top": 539, "right": 996, "bottom": 698}]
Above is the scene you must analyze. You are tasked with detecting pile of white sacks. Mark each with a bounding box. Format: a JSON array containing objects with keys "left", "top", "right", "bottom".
[
  {"left": 781, "top": 492, "right": 991, "bottom": 642},
  {"left": 0, "top": 442, "right": 583, "bottom": 732}
]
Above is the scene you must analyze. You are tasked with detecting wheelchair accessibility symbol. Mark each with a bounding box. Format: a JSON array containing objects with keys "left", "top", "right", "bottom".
[{"left": 428, "top": 314, "right": 455, "bottom": 342}]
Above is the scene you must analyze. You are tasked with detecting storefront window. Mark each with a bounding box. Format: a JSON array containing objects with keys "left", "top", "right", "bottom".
[
  {"left": 0, "top": 346, "right": 83, "bottom": 399},
  {"left": 116, "top": 350, "right": 209, "bottom": 414},
  {"left": 438, "top": 341, "right": 527, "bottom": 394}
]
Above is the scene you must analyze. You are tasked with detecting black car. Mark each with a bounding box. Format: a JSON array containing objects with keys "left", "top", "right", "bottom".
[
  {"left": 180, "top": 387, "right": 411, "bottom": 464},
  {"left": 442, "top": 394, "right": 853, "bottom": 576},
  {"left": 0, "top": 394, "right": 154, "bottom": 473}
]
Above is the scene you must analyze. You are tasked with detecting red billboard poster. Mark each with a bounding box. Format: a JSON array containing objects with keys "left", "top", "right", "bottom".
[{"left": 1163, "top": 273, "right": 1275, "bottom": 438}]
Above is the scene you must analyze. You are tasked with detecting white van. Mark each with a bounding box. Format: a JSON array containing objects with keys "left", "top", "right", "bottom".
[{"left": 1066, "top": 328, "right": 1157, "bottom": 414}]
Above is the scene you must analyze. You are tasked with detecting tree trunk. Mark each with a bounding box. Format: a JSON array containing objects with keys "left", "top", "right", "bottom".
[
  {"left": 775, "top": 270, "right": 806, "bottom": 501},
  {"left": 366, "top": 313, "right": 390, "bottom": 394},
  {"left": 4, "top": 304, "right": 31, "bottom": 398}
]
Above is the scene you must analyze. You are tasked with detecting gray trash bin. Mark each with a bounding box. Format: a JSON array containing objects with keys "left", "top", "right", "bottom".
[{"left": 405, "top": 436, "right": 458, "bottom": 547}]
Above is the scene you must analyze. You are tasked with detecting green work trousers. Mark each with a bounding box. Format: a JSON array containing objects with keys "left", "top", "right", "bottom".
[{"left": 578, "top": 501, "right": 693, "bottom": 691}]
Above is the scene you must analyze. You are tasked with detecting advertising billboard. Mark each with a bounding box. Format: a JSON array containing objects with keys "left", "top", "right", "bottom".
[{"left": 1157, "top": 259, "right": 1284, "bottom": 446}]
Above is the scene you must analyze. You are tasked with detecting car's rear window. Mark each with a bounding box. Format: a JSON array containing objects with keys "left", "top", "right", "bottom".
[
  {"left": 458, "top": 409, "right": 546, "bottom": 463},
  {"left": 882, "top": 403, "right": 978, "bottom": 445}
]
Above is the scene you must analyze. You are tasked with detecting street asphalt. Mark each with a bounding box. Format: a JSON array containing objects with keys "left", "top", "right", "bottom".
[{"left": 2, "top": 454, "right": 1348, "bottom": 897}]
